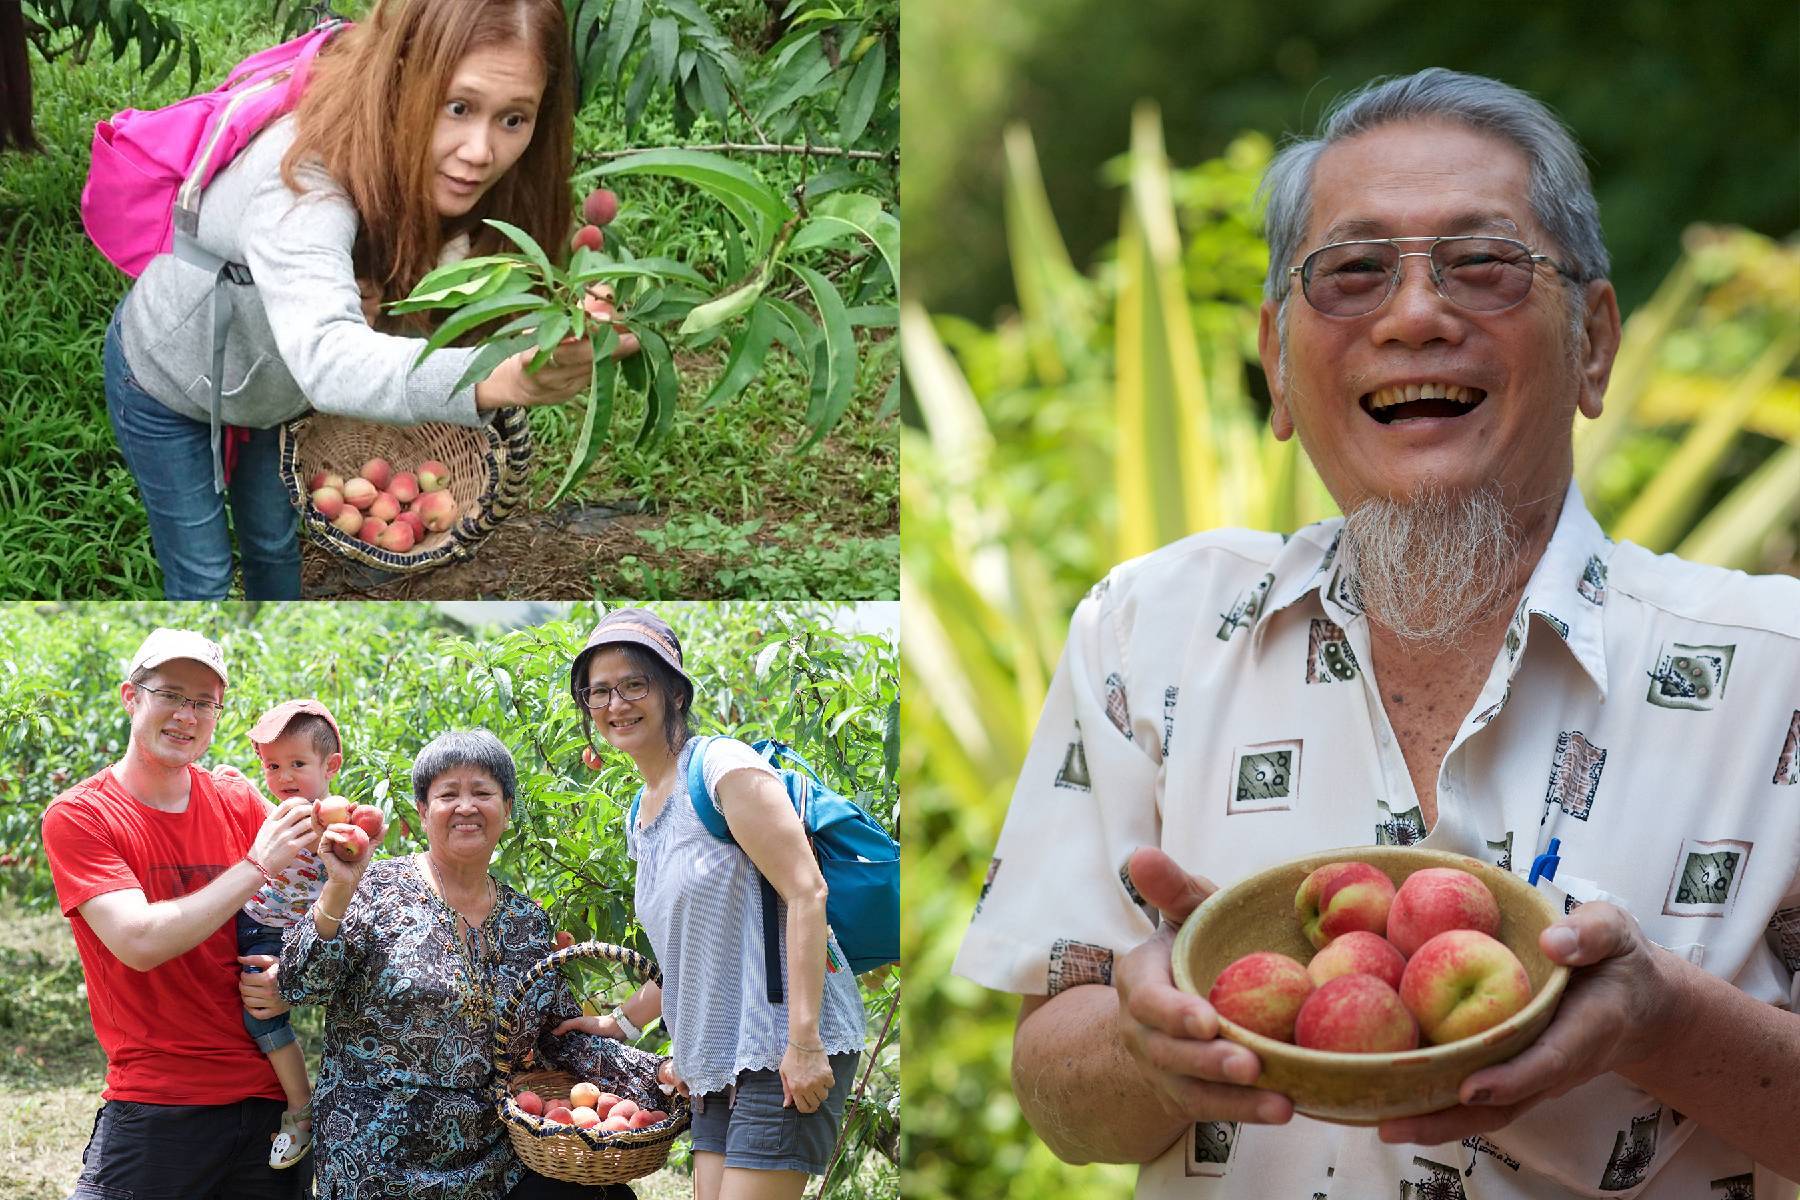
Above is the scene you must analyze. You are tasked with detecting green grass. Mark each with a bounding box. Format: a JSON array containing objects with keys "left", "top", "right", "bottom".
[{"left": 0, "top": 0, "right": 897, "bottom": 600}]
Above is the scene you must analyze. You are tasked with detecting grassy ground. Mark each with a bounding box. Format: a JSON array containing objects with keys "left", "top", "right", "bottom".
[
  {"left": 0, "top": 0, "right": 897, "bottom": 600},
  {"left": 0, "top": 897, "right": 694, "bottom": 1199}
]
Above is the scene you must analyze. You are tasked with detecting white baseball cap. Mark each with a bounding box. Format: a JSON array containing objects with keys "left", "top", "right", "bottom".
[{"left": 126, "top": 628, "right": 229, "bottom": 689}]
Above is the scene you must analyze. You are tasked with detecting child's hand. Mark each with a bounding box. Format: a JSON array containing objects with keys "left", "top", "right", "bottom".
[{"left": 550, "top": 1013, "right": 624, "bottom": 1040}]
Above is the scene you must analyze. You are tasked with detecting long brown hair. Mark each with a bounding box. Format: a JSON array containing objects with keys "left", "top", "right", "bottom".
[{"left": 281, "top": 0, "right": 574, "bottom": 330}]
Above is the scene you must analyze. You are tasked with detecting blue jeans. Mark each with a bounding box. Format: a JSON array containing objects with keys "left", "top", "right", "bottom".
[
  {"left": 235, "top": 913, "right": 296, "bottom": 1054},
  {"left": 104, "top": 300, "right": 301, "bottom": 599}
]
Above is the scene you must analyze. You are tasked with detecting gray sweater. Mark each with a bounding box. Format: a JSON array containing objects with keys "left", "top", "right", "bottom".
[{"left": 119, "top": 114, "right": 486, "bottom": 431}]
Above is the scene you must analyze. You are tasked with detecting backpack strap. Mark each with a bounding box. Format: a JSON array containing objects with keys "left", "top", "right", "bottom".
[{"left": 682, "top": 735, "right": 785, "bottom": 1005}]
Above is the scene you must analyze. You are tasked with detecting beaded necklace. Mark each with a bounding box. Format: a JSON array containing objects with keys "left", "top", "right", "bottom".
[{"left": 419, "top": 852, "right": 499, "bottom": 1035}]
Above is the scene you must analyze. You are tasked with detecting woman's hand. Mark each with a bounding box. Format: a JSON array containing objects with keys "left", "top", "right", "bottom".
[
  {"left": 581, "top": 283, "right": 641, "bottom": 360},
  {"left": 779, "top": 1041, "right": 834, "bottom": 1114},
  {"left": 317, "top": 824, "right": 376, "bottom": 888},
  {"left": 657, "top": 1057, "right": 688, "bottom": 1099},
  {"left": 550, "top": 1013, "right": 627, "bottom": 1041},
  {"left": 474, "top": 337, "right": 596, "bottom": 411}
]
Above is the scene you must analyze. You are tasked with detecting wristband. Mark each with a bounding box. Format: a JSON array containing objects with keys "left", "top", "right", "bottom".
[
  {"left": 610, "top": 1006, "right": 643, "bottom": 1042},
  {"left": 244, "top": 850, "right": 280, "bottom": 886},
  {"left": 788, "top": 1038, "right": 826, "bottom": 1053},
  {"left": 314, "top": 900, "right": 348, "bottom": 924}
]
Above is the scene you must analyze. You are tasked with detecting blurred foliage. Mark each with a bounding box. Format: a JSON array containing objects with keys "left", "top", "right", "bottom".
[
  {"left": 0, "top": 600, "right": 898, "bottom": 1200},
  {"left": 899, "top": 105, "right": 1798, "bottom": 1199},
  {"left": 906, "top": 0, "right": 1800, "bottom": 325}
]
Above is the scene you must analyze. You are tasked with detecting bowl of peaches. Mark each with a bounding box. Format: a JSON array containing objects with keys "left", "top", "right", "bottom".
[{"left": 1170, "top": 845, "right": 1570, "bottom": 1124}]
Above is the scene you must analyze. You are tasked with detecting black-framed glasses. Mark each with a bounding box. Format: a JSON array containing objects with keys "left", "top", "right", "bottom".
[
  {"left": 136, "top": 685, "right": 225, "bottom": 719},
  {"left": 577, "top": 676, "right": 651, "bottom": 710},
  {"left": 1288, "top": 235, "right": 1575, "bottom": 318}
]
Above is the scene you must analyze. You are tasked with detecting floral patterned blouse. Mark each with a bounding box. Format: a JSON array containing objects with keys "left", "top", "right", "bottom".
[{"left": 280, "top": 855, "right": 661, "bottom": 1200}]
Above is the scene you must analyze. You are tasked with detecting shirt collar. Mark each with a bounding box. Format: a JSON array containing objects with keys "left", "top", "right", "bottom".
[{"left": 1248, "top": 481, "right": 1613, "bottom": 697}]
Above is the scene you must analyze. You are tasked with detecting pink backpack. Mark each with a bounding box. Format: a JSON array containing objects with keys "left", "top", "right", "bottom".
[
  {"left": 81, "top": 20, "right": 348, "bottom": 276},
  {"left": 81, "top": 20, "right": 348, "bottom": 491}
]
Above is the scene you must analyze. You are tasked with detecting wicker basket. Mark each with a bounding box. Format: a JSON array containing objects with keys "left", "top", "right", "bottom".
[
  {"left": 495, "top": 941, "right": 690, "bottom": 1186},
  {"left": 280, "top": 407, "right": 532, "bottom": 574}
]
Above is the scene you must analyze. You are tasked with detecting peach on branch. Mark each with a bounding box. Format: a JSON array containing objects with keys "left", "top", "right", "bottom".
[
  {"left": 1207, "top": 950, "right": 1313, "bottom": 1043},
  {"left": 582, "top": 188, "right": 619, "bottom": 226},
  {"left": 1387, "top": 868, "right": 1500, "bottom": 958},
  {"left": 1398, "top": 929, "right": 1532, "bottom": 1045},
  {"left": 1294, "top": 973, "right": 1419, "bottom": 1052},
  {"left": 1305, "top": 930, "right": 1407, "bottom": 991},
  {"left": 571, "top": 224, "right": 604, "bottom": 253},
  {"left": 1295, "top": 861, "right": 1396, "bottom": 949}
]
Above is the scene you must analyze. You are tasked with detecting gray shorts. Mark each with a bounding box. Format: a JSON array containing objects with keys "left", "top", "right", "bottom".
[{"left": 688, "top": 1053, "right": 859, "bottom": 1175}]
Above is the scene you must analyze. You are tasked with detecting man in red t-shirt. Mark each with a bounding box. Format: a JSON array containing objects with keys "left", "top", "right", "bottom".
[{"left": 42, "top": 627, "right": 318, "bottom": 1200}]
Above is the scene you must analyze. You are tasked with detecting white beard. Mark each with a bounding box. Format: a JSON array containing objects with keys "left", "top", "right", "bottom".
[{"left": 1340, "top": 484, "right": 1523, "bottom": 648}]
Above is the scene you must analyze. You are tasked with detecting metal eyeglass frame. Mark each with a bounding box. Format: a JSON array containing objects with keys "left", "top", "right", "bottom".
[
  {"left": 135, "top": 685, "right": 225, "bottom": 719},
  {"left": 577, "top": 676, "right": 652, "bottom": 711},
  {"left": 1287, "top": 235, "right": 1579, "bottom": 317}
]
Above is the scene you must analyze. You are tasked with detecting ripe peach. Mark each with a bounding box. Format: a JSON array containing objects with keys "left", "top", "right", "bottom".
[
  {"left": 360, "top": 458, "right": 393, "bottom": 490},
  {"left": 342, "top": 476, "right": 378, "bottom": 510},
  {"left": 1399, "top": 929, "right": 1532, "bottom": 1045},
  {"left": 417, "top": 461, "right": 449, "bottom": 492},
  {"left": 369, "top": 491, "right": 400, "bottom": 522},
  {"left": 389, "top": 472, "right": 419, "bottom": 504},
  {"left": 348, "top": 805, "right": 384, "bottom": 842},
  {"left": 627, "top": 1109, "right": 658, "bottom": 1129},
  {"left": 330, "top": 507, "right": 364, "bottom": 536},
  {"left": 583, "top": 188, "right": 619, "bottom": 226},
  {"left": 600, "top": 1114, "right": 631, "bottom": 1132},
  {"left": 1306, "top": 930, "right": 1407, "bottom": 991},
  {"left": 640, "top": 1109, "right": 668, "bottom": 1125},
  {"left": 570, "top": 1106, "right": 601, "bottom": 1128},
  {"left": 418, "top": 489, "right": 457, "bottom": 533},
  {"left": 328, "top": 823, "right": 370, "bottom": 862},
  {"left": 514, "top": 1091, "right": 544, "bottom": 1116},
  {"left": 544, "top": 1106, "right": 574, "bottom": 1125},
  {"left": 376, "top": 522, "right": 416, "bottom": 553},
  {"left": 1294, "top": 973, "right": 1419, "bottom": 1052},
  {"left": 395, "top": 510, "right": 426, "bottom": 542},
  {"left": 609, "top": 1099, "right": 639, "bottom": 1121},
  {"left": 571, "top": 223, "right": 604, "bottom": 253},
  {"left": 307, "top": 469, "right": 331, "bottom": 492},
  {"left": 1387, "top": 868, "right": 1500, "bottom": 958},
  {"left": 570, "top": 1082, "right": 600, "bottom": 1110},
  {"left": 592, "top": 1092, "right": 621, "bottom": 1117},
  {"left": 1295, "top": 861, "right": 1396, "bottom": 949},
  {"left": 310, "top": 486, "right": 344, "bottom": 519},
  {"left": 356, "top": 517, "right": 386, "bottom": 544},
  {"left": 582, "top": 746, "right": 603, "bottom": 771},
  {"left": 313, "top": 796, "right": 352, "bottom": 828},
  {"left": 1206, "top": 951, "right": 1313, "bottom": 1043}
]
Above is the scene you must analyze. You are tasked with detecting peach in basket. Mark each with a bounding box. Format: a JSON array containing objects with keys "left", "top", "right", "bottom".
[{"left": 1170, "top": 845, "right": 1569, "bottom": 1125}]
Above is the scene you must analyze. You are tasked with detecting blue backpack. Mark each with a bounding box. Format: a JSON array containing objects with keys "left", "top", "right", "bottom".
[{"left": 633, "top": 736, "right": 899, "bottom": 1003}]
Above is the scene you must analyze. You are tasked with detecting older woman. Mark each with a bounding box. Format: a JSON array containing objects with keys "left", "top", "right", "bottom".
[
  {"left": 276, "top": 729, "right": 652, "bottom": 1199},
  {"left": 553, "top": 609, "right": 867, "bottom": 1200}
]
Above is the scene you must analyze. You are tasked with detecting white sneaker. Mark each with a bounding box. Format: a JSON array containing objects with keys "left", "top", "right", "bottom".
[{"left": 270, "top": 1104, "right": 312, "bottom": 1169}]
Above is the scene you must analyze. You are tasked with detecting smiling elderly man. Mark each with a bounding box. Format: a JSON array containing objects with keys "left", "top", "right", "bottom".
[{"left": 954, "top": 69, "right": 1800, "bottom": 1196}]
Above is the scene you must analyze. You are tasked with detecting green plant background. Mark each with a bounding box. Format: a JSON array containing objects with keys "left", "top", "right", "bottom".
[
  {"left": 0, "top": 600, "right": 899, "bottom": 1199},
  {"left": 899, "top": 7, "right": 1799, "bottom": 1199}
]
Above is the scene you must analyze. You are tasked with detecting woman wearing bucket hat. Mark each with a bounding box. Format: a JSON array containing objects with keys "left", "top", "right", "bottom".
[{"left": 555, "top": 609, "right": 867, "bottom": 1200}]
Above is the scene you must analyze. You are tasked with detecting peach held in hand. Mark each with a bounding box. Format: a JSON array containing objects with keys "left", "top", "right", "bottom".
[
  {"left": 1387, "top": 868, "right": 1501, "bottom": 958},
  {"left": 1295, "top": 861, "right": 1396, "bottom": 949},
  {"left": 328, "top": 824, "right": 371, "bottom": 862},
  {"left": 1306, "top": 929, "right": 1407, "bottom": 991},
  {"left": 1207, "top": 951, "right": 1313, "bottom": 1043},
  {"left": 1399, "top": 929, "right": 1532, "bottom": 1045},
  {"left": 1293, "top": 973, "right": 1420, "bottom": 1052}
]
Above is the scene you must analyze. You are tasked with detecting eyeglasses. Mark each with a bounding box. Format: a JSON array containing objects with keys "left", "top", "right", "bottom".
[
  {"left": 137, "top": 685, "right": 225, "bottom": 719},
  {"left": 1288, "top": 235, "right": 1575, "bottom": 318},
  {"left": 577, "top": 677, "right": 650, "bottom": 711}
]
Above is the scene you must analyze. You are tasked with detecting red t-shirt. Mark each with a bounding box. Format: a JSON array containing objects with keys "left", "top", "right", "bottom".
[{"left": 42, "top": 764, "right": 284, "bottom": 1104}]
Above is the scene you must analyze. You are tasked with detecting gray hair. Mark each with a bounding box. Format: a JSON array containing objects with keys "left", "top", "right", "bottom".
[
  {"left": 1259, "top": 68, "right": 1610, "bottom": 305},
  {"left": 412, "top": 729, "right": 517, "bottom": 808}
]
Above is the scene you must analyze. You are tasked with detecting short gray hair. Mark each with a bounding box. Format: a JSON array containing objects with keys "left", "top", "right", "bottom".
[
  {"left": 412, "top": 729, "right": 517, "bottom": 808},
  {"left": 1259, "top": 68, "right": 1610, "bottom": 303}
]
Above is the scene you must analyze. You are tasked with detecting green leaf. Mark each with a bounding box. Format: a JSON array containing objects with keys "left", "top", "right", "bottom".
[
  {"left": 393, "top": 256, "right": 523, "bottom": 308},
  {"left": 604, "top": 0, "right": 644, "bottom": 82},
  {"left": 836, "top": 36, "right": 885, "bottom": 147},
  {"left": 660, "top": 0, "right": 719, "bottom": 36},
  {"left": 494, "top": 667, "right": 515, "bottom": 714},
  {"left": 482, "top": 219, "right": 554, "bottom": 281},
  {"left": 567, "top": 255, "right": 710, "bottom": 289},
  {"left": 635, "top": 328, "right": 679, "bottom": 448},
  {"left": 757, "top": 43, "right": 834, "bottom": 123},
  {"left": 623, "top": 54, "right": 656, "bottom": 130},
  {"left": 679, "top": 273, "right": 766, "bottom": 337},
  {"left": 694, "top": 50, "right": 731, "bottom": 128},
  {"left": 648, "top": 15, "right": 677, "bottom": 87},
  {"left": 548, "top": 356, "right": 619, "bottom": 506},
  {"left": 845, "top": 303, "right": 898, "bottom": 328},
  {"left": 789, "top": 193, "right": 899, "bottom": 290},
  {"left": 414, "top": 293, "right": 546, "bottom": 366},
  {"left": 764, "top": 295, "right": 818, "bottom": 359},
  {"left": 787, "top": 262, "right": 857, "bottom": 448},
  {"left": 701, "top": 299, "right": 780, "bottom": 410},
  {"left": 530, "top": 310, "right": 575, "bottom": 369},
  {"left": 584, "top": 150, "right": 790, "bottom": 255},
  {"left": 388, "top": 263, "right": 520, "bottom": 314}
]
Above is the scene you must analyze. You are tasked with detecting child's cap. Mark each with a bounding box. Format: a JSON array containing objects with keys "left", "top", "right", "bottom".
[{"left": 248, "top": 699, "right": 342, "bottom": 748}]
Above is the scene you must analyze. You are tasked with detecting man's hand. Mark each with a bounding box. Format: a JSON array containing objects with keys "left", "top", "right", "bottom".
[
  {"left": 249, "top": 799, "right": 317, "bottom": 876},
  {"left": 1378, "top": 901, "right": 1673, "bottom": 1145},
  {"left": 1116, "top": 847, "right": 1295, "bottom": 1127},
  {"left": 238, "top": 955, "right": 290, "bottom": 1020}
]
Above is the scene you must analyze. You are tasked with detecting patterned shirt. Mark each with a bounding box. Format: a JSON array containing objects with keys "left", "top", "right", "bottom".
[
  {"left": 243, "top": 844, "right": 327, "bottom": 927},
  {"left": 280, "top": 856, "right": 662, "bottom": 1200},
  {"left": 627, "top": 738, "right": 867, "bottom": 1098},
  {"left": 954, "top": 483, "right": 1800, "bottom": 1200}
]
